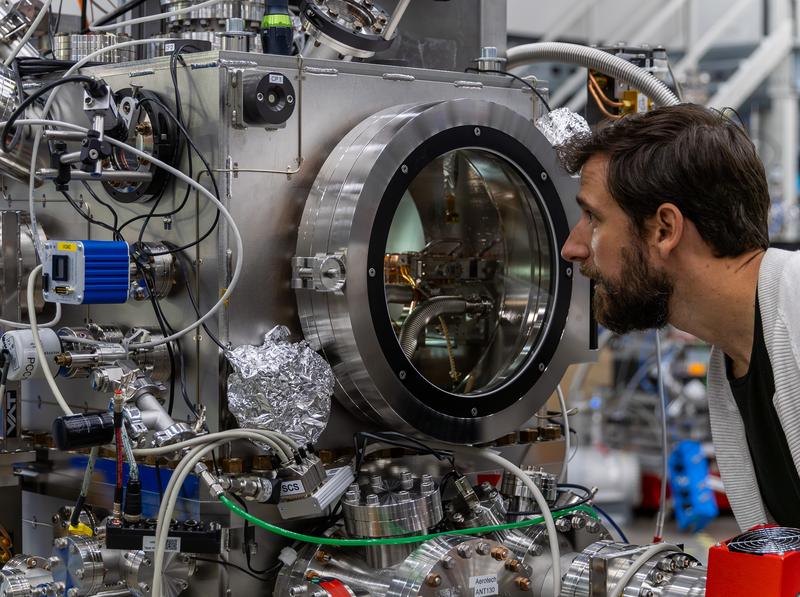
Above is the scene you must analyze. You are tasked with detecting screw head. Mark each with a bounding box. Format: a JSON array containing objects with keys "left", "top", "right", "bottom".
[
  {"left": 565, "top": 266, "right": 573, "bottom": 277},
  {"left": 399, "top": 370, "right": 406, "bottom": 380},
  {"left": 256, "top": 92, "right": 264, "bottom": 101},
  {"left": 368, "top": 267, "right": 376, "bottom": 277},
  {"left": 471, "top": 407, "right": 478, "bottom": 416},
  {"left": 540, "top": 171, "right": 548, "bottom": 181},
  {"left": 425, "top": 573, "right": 441, "bottom": 587},
  {"left": 474, "top": 127, "right": 481, "bottom": 136},
  {"left": 457, "top": 543, "right": 472, "bottom": 558},
  {"left": 287, "top": 94, "right": 294, "bottom": 103},
  {"left": 400, "top": 164, "right": 408, "bottom": 174},
  {"left": 476, "top": 542, "right": 490, "bottom": 555},
  {"left": 441, "top": 555, "right": 455, "bottom": 569},
  {"left": 538, "top": 363, "right": 545, "bottom": 371}
]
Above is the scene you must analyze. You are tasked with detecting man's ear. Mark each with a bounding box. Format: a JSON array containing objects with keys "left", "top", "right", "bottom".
[{"left": 650, "top": 203, "right": 684, "bottom": 259}]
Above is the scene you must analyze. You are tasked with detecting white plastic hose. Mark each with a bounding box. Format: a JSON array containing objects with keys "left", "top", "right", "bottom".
[
  {"left": 0, "top": 302, "right": 62, "bottom": 329},
  {"left": 505, "top": 42, "right": 680, "bottom": 108},
  {"left": 556, "top": 384, "right": 570, "bottom": 483},
  {"left": 26, "top": 264, "right": 72, "bottom": 416}
]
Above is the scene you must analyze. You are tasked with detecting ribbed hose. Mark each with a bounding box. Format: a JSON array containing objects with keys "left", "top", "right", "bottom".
[
  {"left": 398, "top": 296, "right": 467, "bottom": 359},
  {"left": 505, "top": 42, "right": 680, "bottom": 108}
]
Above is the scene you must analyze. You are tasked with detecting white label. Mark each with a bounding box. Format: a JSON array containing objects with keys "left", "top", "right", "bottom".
[
  {"left": 165, "top": 43, "right": 176, "bottom": 53},
  {"left": 637, "top": 93, "right": 649, "bottom": 113},
  {"left": 280, "top": 479, "right": 306, "bottom": 497},
  {"left": 143, "top": 536, "right": 181, "bottom": 552},
  {"left": 469, "top": 575, "right": 498, "bottom": 596},
  {"left": 269, "top": 73, "right": 284, "bottom": 84}
]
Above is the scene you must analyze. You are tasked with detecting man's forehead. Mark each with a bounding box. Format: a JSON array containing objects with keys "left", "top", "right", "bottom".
[{"left": 577, "top": 155, "right": 611, "bottom": 207}]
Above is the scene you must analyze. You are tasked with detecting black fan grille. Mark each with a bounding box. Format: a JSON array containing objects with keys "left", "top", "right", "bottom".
[{"left": 727, "top": 527, "right": 800, "bottom": 555}]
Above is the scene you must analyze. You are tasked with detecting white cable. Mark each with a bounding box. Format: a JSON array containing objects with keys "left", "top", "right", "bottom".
[
  {"left": 89, "top": 0, "right": 223, "bottom": 31},
  {"left": 608, "top": 542, "right": 677, "bottom": 597},
  {"left": 131, "top": 429, "right": 298, "bottom": 459},
  {"left": 654, "top": 331, "right": 669, "bottom": 542},
  {"left": 383, "top": 0, "right": 411, "bottom": 39},
  {"left": 26, "top": 264, "right": 72, "bottom": 416},
  {"left": 14, "top": 117, "right": 244, "bottom": 351},
  {"left": 152, "top": 434, "right": 264, "bottom": 597},
  {"left": 445, "top": 446, "right": 562, "bottom": 597},
  {"left": 556, "top": 384, "right": 570, "bottom": 484},
  {"left": 0, "top": 302, "right": 62, "bottom": 329},
  {"left": 3, "top": 0, "right": 52, "bottom": 66}
]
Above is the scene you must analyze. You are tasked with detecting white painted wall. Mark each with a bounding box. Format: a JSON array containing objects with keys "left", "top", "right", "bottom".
[{"left": 507, "top": 0, "right": 763, "bottom": 50}]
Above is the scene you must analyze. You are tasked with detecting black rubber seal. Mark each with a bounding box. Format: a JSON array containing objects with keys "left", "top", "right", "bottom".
[{"left": 365, "top": 125, "right": 573, "bottom": 419}]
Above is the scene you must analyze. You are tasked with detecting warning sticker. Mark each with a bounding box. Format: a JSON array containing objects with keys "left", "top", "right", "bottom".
[
  {"left": 56, "top": 241, "right": 77, "bottom": 252},
  {"left": 469, "top": 575, "right": 499, "bottom": 596}
]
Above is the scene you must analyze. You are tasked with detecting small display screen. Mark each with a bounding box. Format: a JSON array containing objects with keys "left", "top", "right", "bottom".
[{"left": 52, "top": 254, "right": 70, "bottom": 282}]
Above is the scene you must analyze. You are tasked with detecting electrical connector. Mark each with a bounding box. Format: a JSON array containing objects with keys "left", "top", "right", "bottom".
[{"left": 195, "top": 461, "right": 225, "bottom": 499}]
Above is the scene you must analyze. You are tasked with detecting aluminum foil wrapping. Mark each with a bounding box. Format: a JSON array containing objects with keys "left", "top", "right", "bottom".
[
  {"left": 225, "top": 326, "right": 334, "bottom": 446},
  {"left": 535, "top": 107, "right": 591, "bottom": 147}
]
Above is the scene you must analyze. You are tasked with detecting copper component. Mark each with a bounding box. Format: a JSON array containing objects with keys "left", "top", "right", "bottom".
[
  {"left": 495, "top": 433, "right": 517, "bottom": 447},
  {"left": 221, "top": 457, "right": 244, "bottom": 474},
  {"left": 538, "top": 424, "right": 562, "bottom": 441},
  {"left": 251, "top": 455, "right": 273, "bottom": 471},
  {"left": 425, "top": 574, "right": 441, "bottom": 587},
  {"left": 314, "top": 551, "right": 332, "bottom": 563},
  {"left": 505, "top": 559, "right": 521, "bottom": 572},
  {"left": 317, "top": 449, "right": 335, "bottom": 465},
  {"left": 515, "top": 577, "right": 531, "bottom": 591},
  {"left": 518, "top": 428, "right": 539, "bottom": 443},
  {"left": 491, "top": 547, "right": 509, "bottom": 561}
]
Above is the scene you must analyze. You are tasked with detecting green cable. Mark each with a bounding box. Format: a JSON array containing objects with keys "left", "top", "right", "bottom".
[{"left": 219, "top": 495, "right": 598, "bottom": 547}]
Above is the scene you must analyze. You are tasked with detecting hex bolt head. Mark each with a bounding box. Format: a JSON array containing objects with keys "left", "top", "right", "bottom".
[
  {"left": 366, "top": 494, "right": 379, "bottom": 505},
  {"left": 425, "top": 574, "right": 441, "bottom": 587},
  {"left": 506, "top": 558, "right": 521, "bottom": 572},
  {"left": 515, "top": 577, "right": 531, "bottom": 591},
  {"left": 586, "top": 519, "right": 602, "bottom": 534},
  {"left": 491, "top": 547, "right": 509, "bottom": 561},
  {"left": 441, "top": 556, "right": 455, "bottom": 569},
  {"left": 67, "top": 589, "right": 79, "bottom": 597},
  {"left": 54, "top": 538, "right": 68, "bottom": 549},
  {"left": 74, "top": 568, "right": 84, "bottom": 579},
  {"left": 400, "top": 471, "right": 413, "bottom": 490},
  {"left": 314, "top": 551, "right": 332, "bottom": 563},
  {"left": 370, "top": 474, "right": 382, "bottom": 488},
  {"left": 345, "top": 490, "right": 359, "bottom": 503},
  {"left": 138, "top": 583, "right": 150, "bottom": 592},
  {"left": 26, "top": 557, "right": 37, "bottom": 568},
  {"left": 555, "top": 518, "right": 572, "bottom": 532},
  {"left": 476, "top": 542, "right": 490, "bottom": 555},
  {"left": 456, "top": 543, "right": 472, "bottom": 558},
  {"left": 396, "top": 490, "right": 410, "bottom": 501},
  {"left": 571, "top": 515, "right": 587, "bottom": 530},
  {"left": 658, "top": 557, "right": 677, "bottom": 572},
  {"left": 451, "top": 512, "right": 465, "bottom": 523},
  {"left": 653, "top": 571, "right": 666, "bottom": 584}
]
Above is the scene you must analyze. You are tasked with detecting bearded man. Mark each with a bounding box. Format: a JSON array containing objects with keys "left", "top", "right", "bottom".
[{"left": 559, "top": 103, "right": 800, "bottom": 530}]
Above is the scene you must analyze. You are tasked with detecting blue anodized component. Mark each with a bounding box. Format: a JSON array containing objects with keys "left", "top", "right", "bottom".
[
  {"left": 42, "top": 240, "right": 130, "bottom": 305},
  {"left": 668, "top": 439, "right": 719, "bottom": 532}
]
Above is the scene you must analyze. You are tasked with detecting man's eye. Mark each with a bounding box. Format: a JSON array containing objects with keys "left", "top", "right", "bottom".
[{"left": 584, "top": 210, "right": 595, "bottom": 223}]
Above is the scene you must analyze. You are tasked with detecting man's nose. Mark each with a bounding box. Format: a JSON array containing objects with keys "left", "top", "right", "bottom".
[{"left": 561, "top": 224, "right": 590, "bottom": 262}]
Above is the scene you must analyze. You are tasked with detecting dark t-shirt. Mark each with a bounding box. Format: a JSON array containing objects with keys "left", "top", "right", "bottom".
[{"left": 725, "top": 299, "right": 800, "bottom": 526}]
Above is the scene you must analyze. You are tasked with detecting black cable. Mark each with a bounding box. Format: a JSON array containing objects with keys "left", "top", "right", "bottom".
[
  {"left": 229, "top": 494, "right": 282, "bottom": 576},
  {"left": 81, "top": 181, "right": 120, "bottom": 240},
  {"left": 80, "top": 0, "right": 88, "bottom": 32},
  {"left": 134, "top": 96, "right": 221, "bottom": 255},
  {"left": 353, "top": 430, "right": 456, "bottom": 474},
  {"left": 61, "top": 191, "right": 121, "bottom": 238},
  {"left": 465, "top": 67, "right": 552, "bottom": 112},
  {"left": 154, "top": 457, "right": 164, "bottom": 503},
  {"left": 167, "top": 242, "right": 227, "bottom": 350},
  {"left": 90, "top": 0, "right": 148, "bottom": 28},
  {"left": 194, "top": 556, "right": 282, "bottom": 582},
  {"left": 2, "top": 75, "right": 95, "bottom": 152}
]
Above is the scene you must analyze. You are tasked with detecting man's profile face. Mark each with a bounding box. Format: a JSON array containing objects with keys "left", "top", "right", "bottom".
[{"left": 560, "top": 155, "right": 673, "bottom": 333}]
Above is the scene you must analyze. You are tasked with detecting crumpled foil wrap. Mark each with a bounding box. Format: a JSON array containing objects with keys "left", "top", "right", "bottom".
[
  {"left": 535, "top": 107, "right": 591, "bottom": 147},
  {"left": 225, "top": 326, "right": 334, "bottom": 447}
]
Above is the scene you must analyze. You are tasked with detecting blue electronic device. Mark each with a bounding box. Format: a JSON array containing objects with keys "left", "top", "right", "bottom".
[
  {"left": 668, "top": 439, "right": 719, "bottom": 532},
  {"left": 42, "top": 240, "right": 130, "bottom": 305}
]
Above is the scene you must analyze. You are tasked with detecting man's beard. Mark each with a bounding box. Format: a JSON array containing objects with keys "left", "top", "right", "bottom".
[{"left": 580, "top": 242, "right": 673, "bottom": 334}]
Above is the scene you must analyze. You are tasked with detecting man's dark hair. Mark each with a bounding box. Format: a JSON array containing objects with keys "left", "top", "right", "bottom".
[{"left": 559, "top": 103, "right": 770, "bottom": 257}]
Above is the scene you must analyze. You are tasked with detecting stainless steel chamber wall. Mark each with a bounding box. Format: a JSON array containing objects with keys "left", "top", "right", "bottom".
[{"left": 15, "top": 51, "right": 594, "bottom": 447}]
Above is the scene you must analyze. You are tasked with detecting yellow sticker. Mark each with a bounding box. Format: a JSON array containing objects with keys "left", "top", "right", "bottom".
[{"left": 56, "top": 241, "right": 77, "bottom": 252}]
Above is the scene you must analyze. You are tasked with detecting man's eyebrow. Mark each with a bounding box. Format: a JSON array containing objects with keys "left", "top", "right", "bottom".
[{"left": 576, "top": 194, "right": 591, "bottom": 209}]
